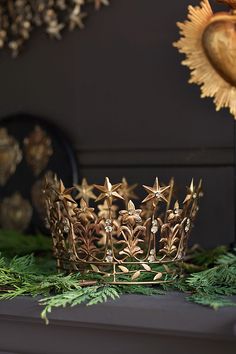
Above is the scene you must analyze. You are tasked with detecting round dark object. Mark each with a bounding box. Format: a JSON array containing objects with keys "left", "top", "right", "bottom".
[{"left": 0, "top": 114, "right": 79, "bottom": 234}]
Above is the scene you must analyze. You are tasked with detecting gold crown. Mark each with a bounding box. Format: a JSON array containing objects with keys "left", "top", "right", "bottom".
[{"left": 44, "top": 176, "right": 203, "bottom": 285}]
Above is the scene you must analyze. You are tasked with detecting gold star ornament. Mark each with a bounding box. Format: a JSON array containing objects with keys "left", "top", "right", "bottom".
[
  {"left": 94, "top": 177, "right": 124, "bottom": 204},
  {"left": 74, "top": 178, "right": 96, "bottom": 204},
  {"left": 183, "top": 179, "right": 203, "bottom": 204},
  {"left": 142, "top": 178, "right": 170, "bottom": 204},
  {"left": 54, "top": 180, "right": 76, "bottom": 204},
  {"left": 118, "top": 177, "right": 138, "bottom": 201}
]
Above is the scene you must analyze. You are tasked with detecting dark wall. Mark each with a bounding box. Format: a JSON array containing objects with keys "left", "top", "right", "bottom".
[{"left": 0, "top": 0, "right": 234, "bottom": 247}]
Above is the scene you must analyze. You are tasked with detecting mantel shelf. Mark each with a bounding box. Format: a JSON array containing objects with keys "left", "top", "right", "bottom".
[{"left": 0, "top": 292, "right": 235, "bottom": 354}]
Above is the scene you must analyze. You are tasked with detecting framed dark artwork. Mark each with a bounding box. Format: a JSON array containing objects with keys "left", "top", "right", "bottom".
[{"left": 0, "top": 114, "right": 79, "bottom": 234}]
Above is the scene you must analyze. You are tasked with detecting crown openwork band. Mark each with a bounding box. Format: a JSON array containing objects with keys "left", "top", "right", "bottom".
[{"left": 44, "top": 176, "right": 203, "bottom": 285}]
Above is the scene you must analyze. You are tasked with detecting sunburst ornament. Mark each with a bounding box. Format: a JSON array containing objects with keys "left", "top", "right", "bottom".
[{"left": 174, "top": 0, "right": 236, "bottom": 119}]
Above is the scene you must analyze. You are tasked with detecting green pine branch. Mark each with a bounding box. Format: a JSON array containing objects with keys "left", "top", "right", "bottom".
[
  {"left": 40, "top": 285, "right": 120, "bottom": 325},
  {"left": 0, "top": 230, "right": 51, "bottom": 257},
  {"left": 0, "top": 241, "right": 236, "bottom": 323}
]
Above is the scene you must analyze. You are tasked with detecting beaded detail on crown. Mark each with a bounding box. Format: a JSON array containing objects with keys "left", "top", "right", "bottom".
[{"left": 44, "top": 176, "right": 203, "bottom": 284}]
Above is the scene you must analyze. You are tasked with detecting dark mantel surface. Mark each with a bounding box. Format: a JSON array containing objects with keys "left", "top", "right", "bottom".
[{"left": 0, "top": 293, "right": 235, "bottom": 354}]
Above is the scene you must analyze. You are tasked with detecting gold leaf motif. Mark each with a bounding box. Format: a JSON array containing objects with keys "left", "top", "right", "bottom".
[
  {"left": 118, "top": 265, "right": 129, "bottom": 273},
  {"left": 141, "top": 263, "right": 151, "bottom": 272},
  {"left": 90, "top": 264, "right": 100, "bottom": 273},
  {"left": 131, "top": 270, "right": 141, "bottom": 280},
  {"left": 153, "top": 272, "right": 163, "bottom": 281}
]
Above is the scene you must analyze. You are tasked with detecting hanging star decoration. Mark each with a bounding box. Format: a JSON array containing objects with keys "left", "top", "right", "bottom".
[
  {"left": 174, "top": 0, "right": 236, "bottom": 119},
  {"left": 0, "top": 0, "right": 110, "bottom": 57},
  {"left": 142, "top": 178, "right": 170, "bottom": 205},
  {"left": 74, "top": 178, "right": 96, "bottom": 205}
]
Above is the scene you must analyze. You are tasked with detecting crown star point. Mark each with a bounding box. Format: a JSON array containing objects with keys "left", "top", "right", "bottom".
[
  {"left": 183, "top": 179, "right": 198, "bottom": 204},
  {"left": 94, "top": 177, "right": 124, "bottom": 203},
  {"left": 118, "top": 177, "right": 138, "bottom": 200},
  {"left": 54, "top": 179, "right": 76, "bottom": 203},
  {"left": 74, "top": 178, "right": 96, "bottom": 203},
  {"left": 142, "top": 178, "right": 170, "bottom": 204}
]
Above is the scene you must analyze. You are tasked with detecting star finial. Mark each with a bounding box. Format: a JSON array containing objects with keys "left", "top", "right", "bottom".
[
  {"left": 142, "top": 178, "right": 170, "bottom": 204},
  {"left": 183, "top": 179, "right": 198, "bottom": 204},
  {"left": 118, "top": 177, "right": 138, "bottom": 202},
  {"left": 94, "top": 177, "right": 124, "bottom": 204},
  {"left": 74, "top": 178, "right": 96, "bottom": 204},
  {"left": 54, "top": 179, "right": 76, "bottom": 204}
]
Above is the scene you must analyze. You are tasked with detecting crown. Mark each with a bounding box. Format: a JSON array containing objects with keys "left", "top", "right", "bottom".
[{"left": 44, "top": 176, "right": 203, "bottom": 285}]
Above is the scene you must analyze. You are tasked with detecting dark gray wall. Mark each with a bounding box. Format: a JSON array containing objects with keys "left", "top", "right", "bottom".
[{"left": 0, "top": 0, "right": 234, "bottom": 247}]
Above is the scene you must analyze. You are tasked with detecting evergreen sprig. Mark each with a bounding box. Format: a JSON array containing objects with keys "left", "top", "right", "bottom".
[
  {"left": 0, "top": 230, "right": 51, "bottom": 257},
  {"left": 0, "top": 247, "right": 235, "bottom": 323},
  {"left": 188, "top": 294, "right": 236, "bottom": 310},
  {"left": 40, "top": 285, "right": 120, "bottom": 324}
]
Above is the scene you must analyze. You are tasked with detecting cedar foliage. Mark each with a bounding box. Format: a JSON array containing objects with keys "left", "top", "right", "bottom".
[{"left": 0, "top": 238, "right": 235, "bottom": 323}]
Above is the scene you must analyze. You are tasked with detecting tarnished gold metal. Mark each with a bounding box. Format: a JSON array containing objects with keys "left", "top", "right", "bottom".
[
  {"left": 24, "top": 125, "right": 53, "bottom": 176},
  {"left": 45, "top": 176, "right": 203, "bottom": 285},
  {"left": 0, "top": 0, "right": 110, "bottom": 57},
  {"left": 0, "top": 128, "right": 22, "bottom": 186},
  {"left": 0, "top": 192, "right": 32, "bottom": 232},
  {"left": 174, "top": 0, "right": 236, "bottom": 119}
]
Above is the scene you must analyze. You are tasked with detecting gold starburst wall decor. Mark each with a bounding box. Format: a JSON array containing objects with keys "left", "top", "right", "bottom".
[
  {"left": 0, "top": 0, "right": 110, "bottom": 57},
  {"left": 174, "top": 0, "right": 236, "bottom": 119}
]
